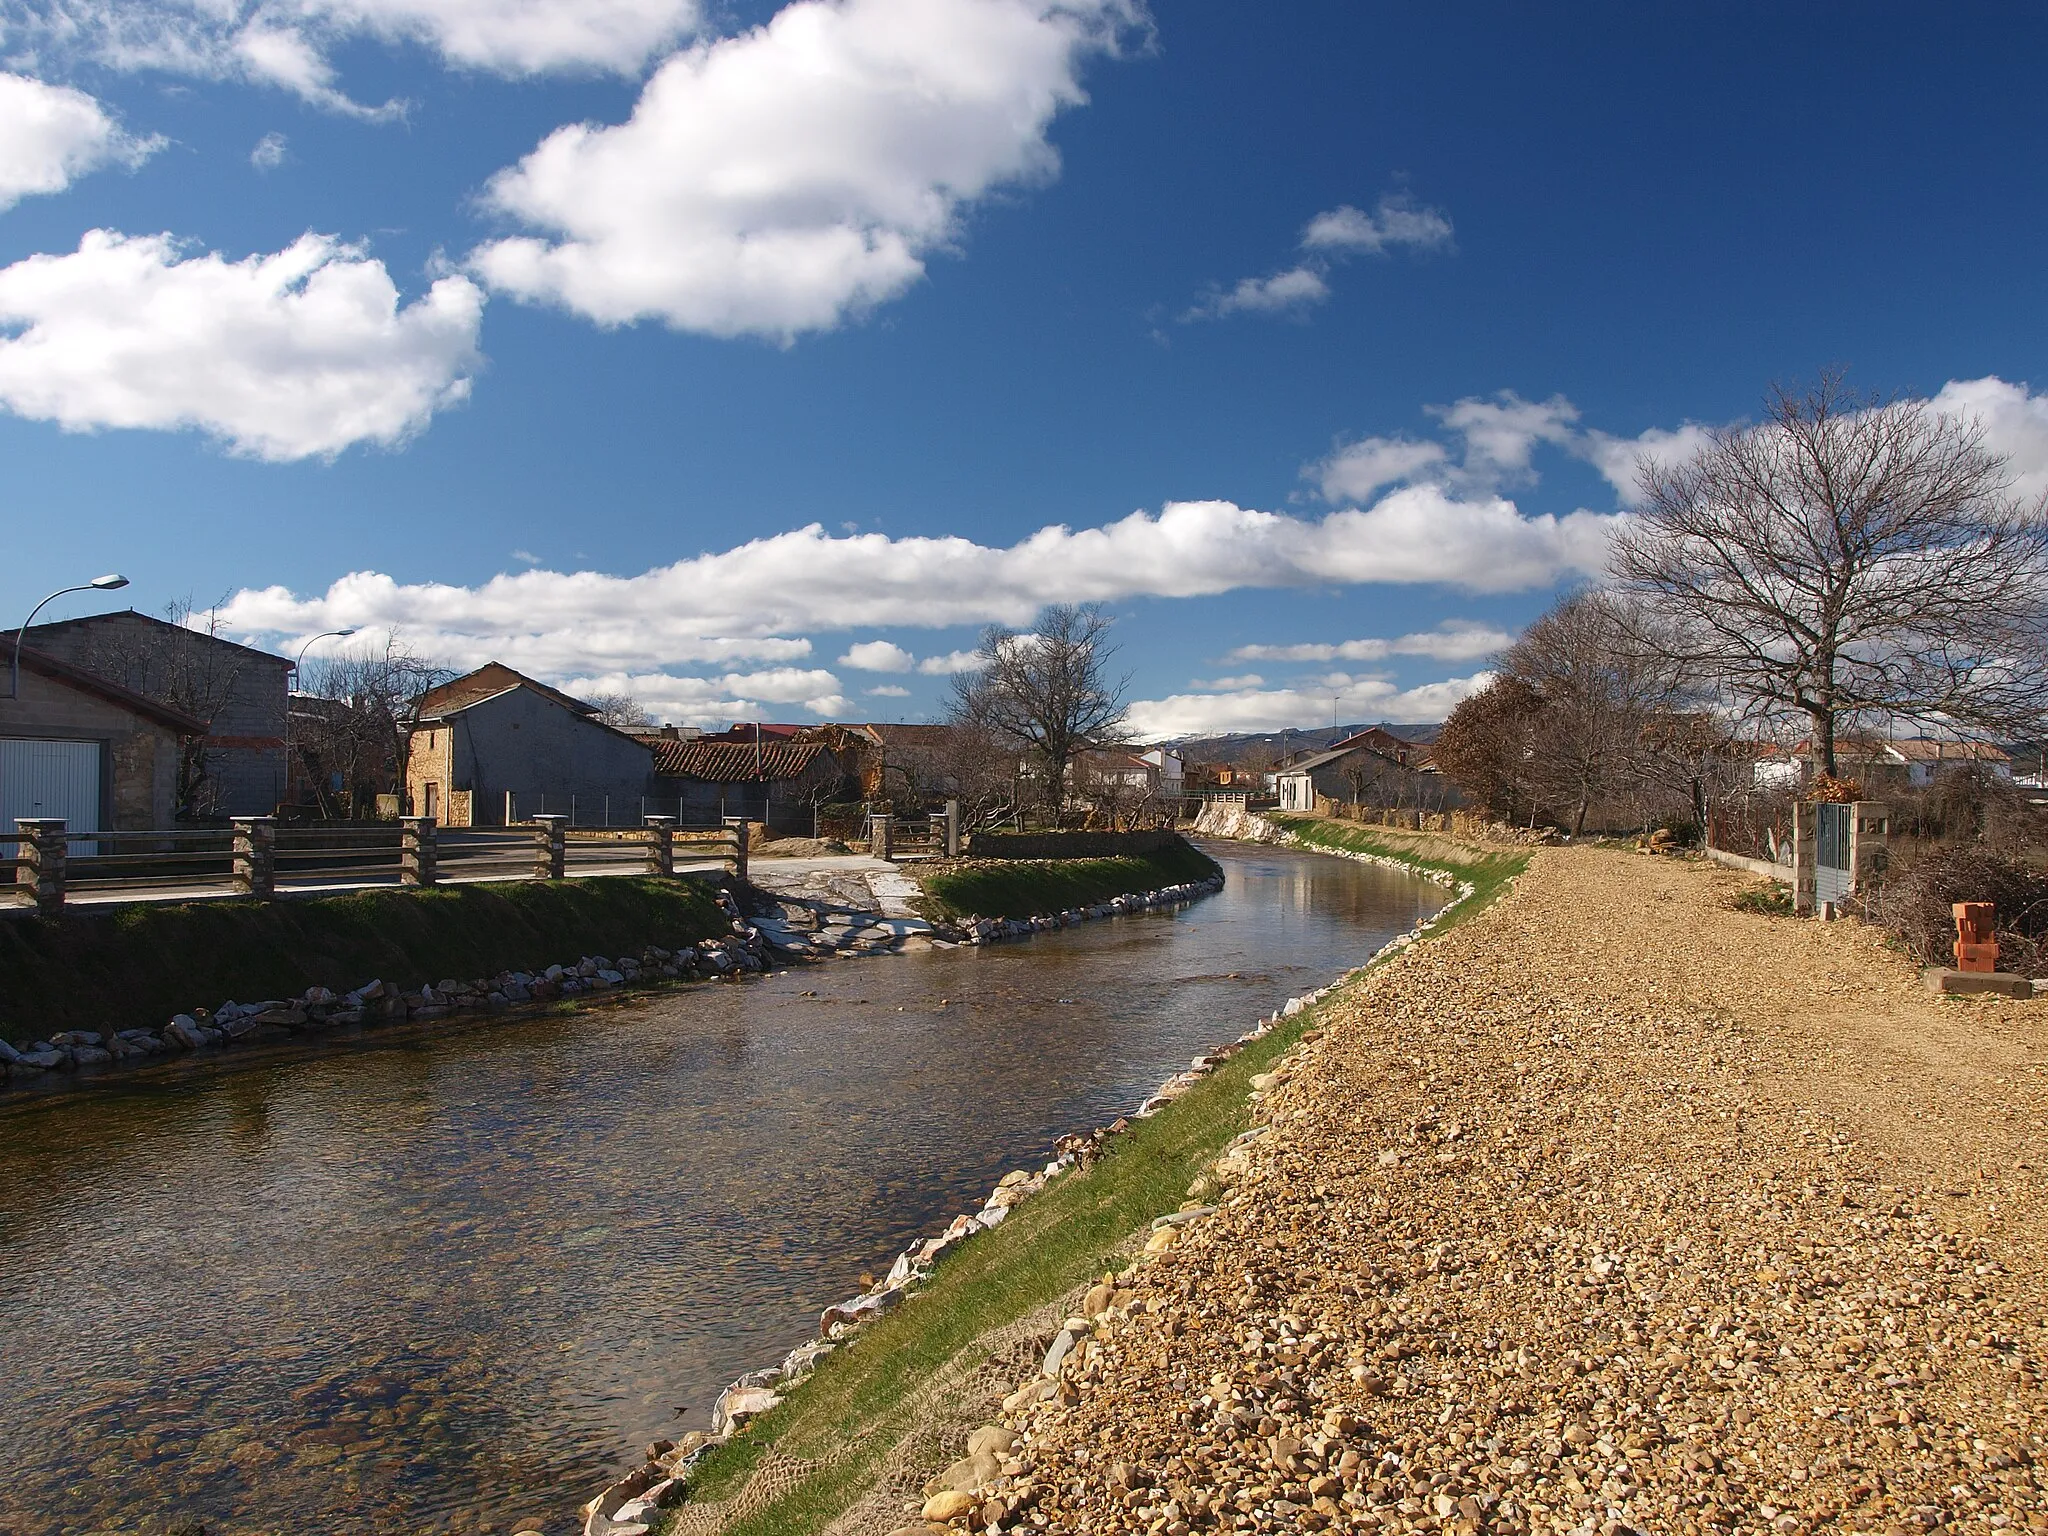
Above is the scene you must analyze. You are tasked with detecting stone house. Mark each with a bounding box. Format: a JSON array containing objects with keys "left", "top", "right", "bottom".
[
  {"left": 1276, "top": 729, "right": 1442, "bottom": 813},
  {"left": 649, "top": 737, "right": 853, "bottom": 833},
  {"left": 24, "top": 609, "right": 292, "bottom": 817},
  {"left": 2, "top": 647, "right": 206, "bottom": 832},
  {"left": 407, "top": 664, "right": 655, "bottom": 827}
]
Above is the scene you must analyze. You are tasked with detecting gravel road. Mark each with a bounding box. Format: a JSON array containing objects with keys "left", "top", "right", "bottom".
[{"left": 909, "top": 847, "right": 2048, "bottom": 1536}]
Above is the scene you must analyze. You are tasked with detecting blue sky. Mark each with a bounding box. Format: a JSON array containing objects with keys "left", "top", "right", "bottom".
[{"left": 3, "top": 1, "right": 2046, "bottom": 736}]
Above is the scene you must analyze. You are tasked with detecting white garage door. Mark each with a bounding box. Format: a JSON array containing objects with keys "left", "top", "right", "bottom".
[{"left": 0, "top": 738, "right": 102, "bottom": 841}]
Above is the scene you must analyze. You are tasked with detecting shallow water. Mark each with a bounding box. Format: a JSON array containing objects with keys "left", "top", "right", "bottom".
[{"left": 0, "top": 841, "right": 1445, "bottom": 1535}]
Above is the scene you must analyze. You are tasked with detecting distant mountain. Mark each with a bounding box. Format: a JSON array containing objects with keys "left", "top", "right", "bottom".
[{"left": 1170, "top": 721, "right": 1443, "bottom": 765}]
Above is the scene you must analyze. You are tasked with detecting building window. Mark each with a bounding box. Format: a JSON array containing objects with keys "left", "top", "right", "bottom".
[{"left": 425, "top": 782, "right": 439, "bottom": 819}]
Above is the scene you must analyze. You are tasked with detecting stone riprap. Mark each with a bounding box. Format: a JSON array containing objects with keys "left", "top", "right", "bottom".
[
  {"left": 0, "top": 888, "right": 770, "bottom": 1093},
  {"left": 889, "top": 846, "right": 2048, "bottom": 1536},
  {"left": 573, "top": 862, "right": 1463, "bottom": 1536}
]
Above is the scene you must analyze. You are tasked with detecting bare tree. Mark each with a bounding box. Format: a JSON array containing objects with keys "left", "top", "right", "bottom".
[
  {"left": 587, "top": 691, "right": 651, "bottom": 729},
  {"left": 299, "top": 635, "right": 451, "bottom": 817},
  {"left": 949, "top": 604, "right": 1129, "bottom": 820},
  {"left": 1610, "top": 374, "right": 2048, "bottom": 775},
  {"left": 1433, "top": 674, "right": 1544, "bottom": 825}
]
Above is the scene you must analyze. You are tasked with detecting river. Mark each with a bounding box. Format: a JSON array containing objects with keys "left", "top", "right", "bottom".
[{"left": 0, "top": 841, "right": 1445, "bottom": 1535}]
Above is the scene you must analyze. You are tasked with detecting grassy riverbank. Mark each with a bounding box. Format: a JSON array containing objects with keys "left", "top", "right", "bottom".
[
  {"left": 1265, "top": 813, "right": 1528, "bottom": 934},
  {"left": 661, "top": 818, "right": 1523, "bottom": 1535},
  {"left": 0, "top": 877, "right": 730, "bottom": 1046},
  {"left": 913, "top": 838, "right": 1222, "bottom": 921}
]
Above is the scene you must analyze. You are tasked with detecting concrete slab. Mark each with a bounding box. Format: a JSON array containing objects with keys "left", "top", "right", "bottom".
[{"left": 1923, "top": 968, "right": 2034, "bottom": 998}]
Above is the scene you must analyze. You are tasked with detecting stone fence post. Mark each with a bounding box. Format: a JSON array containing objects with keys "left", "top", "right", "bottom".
[
  {"left": 232, "top": 816, "right": 276, "bottom": 899},
  {"left": 400, "top": 816, "right": 438, "bottom": 888},
  {"left": 721, "top": 816, "right": 749, "bottom": 882},
  {"left": 944, "top": 799, "right": 961, "bottom": 859},
  {"left": 532, "top": 815, "right": 568, "bottom": 880},
  {"left": 869, "top": 813, "right": 894, "bottom": 861},
  {"left": 1791, "top": 802, "right": 1818, "bottom": 917},
  {"left": 645, "top": 815, "right": 676, "bottom": 877},
  {"left": 14, "top": 818, "right": 66, "bottom": 914}
]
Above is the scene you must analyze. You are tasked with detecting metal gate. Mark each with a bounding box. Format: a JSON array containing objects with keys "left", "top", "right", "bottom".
[
  {"left": 1815, "top": 801, "right": 1852, "bottom": 905},
  {"left": 1, "top": 737, "right": 102, "bottom": 851}
]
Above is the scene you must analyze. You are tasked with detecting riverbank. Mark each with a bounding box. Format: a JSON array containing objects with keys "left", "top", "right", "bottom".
[
  {"left": 611, "top": 820, "right": 1515, "bottom": 1536},
  {"left": 935, "top": 845, "right": 2048, "bottom": 1535},
  {"left": 913, "top": 842, "right": 1224, "bottom": 925}
]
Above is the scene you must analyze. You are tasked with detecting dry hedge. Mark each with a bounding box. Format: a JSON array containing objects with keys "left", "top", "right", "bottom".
[{"left": 1861, "top": 845, "right": 2048, "bottom": 975}]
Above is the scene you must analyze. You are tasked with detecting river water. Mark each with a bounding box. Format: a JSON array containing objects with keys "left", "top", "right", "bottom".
[{"left": 0, "top": 842, "right": 1444, "bottom": 1536}]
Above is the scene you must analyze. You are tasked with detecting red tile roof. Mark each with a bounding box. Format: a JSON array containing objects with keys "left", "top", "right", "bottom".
[{"left": 651, "top": 739, "right": 836, "bottom": 782}]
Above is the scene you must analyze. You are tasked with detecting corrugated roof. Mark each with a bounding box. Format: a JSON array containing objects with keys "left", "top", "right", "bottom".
[{"left": 652, "top": 739, "right": 835, "bottom": 781}]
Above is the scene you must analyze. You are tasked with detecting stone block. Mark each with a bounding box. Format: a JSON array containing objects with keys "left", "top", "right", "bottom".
[{"left": 1924, "top": 967, "right": 2033, "bottom": 999}]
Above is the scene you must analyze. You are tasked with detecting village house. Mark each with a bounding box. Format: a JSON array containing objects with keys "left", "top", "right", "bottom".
[
  {"left": 2, "top": 647, "right": 206, "bottom": 832},
  {"left": 1752, "top": 737, "right": 2014, "bottom": 792},
  {"left": 406, "top": 664, "right": 654, "bottom": 826},
  {"left": 1276, "top": 728, "right": 1438, "bottom": 813},
  {"left": 648, "top": 736, "right": 852, "bottom": 833},
  {"left": 24, "top": 609, "right": 291, "bottom": 817}
]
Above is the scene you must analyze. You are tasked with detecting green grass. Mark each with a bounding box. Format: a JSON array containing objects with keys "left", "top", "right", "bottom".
[
  {"left": 0, "top": 877, "right": 730, "bottom": 1046},
  {"left": 1731, "top": 881, "right": 1796, "bottom": 917},
  {"left": 1267, "top": 814, "right": 1529, "bottom": 935},
  {"left": 659, "top": 814, "right": 1525, "bottom": 1535},
  {"left": 914, "top": 838, "right": 1223, "bottom": 921}
]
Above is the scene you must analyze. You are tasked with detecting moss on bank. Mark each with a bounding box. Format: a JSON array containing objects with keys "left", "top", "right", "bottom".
[
  {"left": 661, "top": 817, "right": 1525, "bottom": 1535},
  {"left": 0, "top": 877, "right": 730, "bottom": 1046},
  {"left": 914, "top": 838, "right": 1222, "bottom": 921}
]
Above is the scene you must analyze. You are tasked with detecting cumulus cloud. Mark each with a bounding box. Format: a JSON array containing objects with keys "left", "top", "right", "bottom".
[
  {"left": 1300, "top": 193, "right": 1454, "bottom": 256},
  {"left": 0, "top": 229, "right": 485, "bottom": 459},
  {"left": 839, "top": 639, "right": 916, "bottom": 671},
  {"left": 1229, "top": 620, "right": 1512, "bottom": 665},
  {"left": 560, "top": 665, "right": 847, "bottom": 725},
  {"left": 1180, "top": 265, "right": 1328, "bottom": 322},
  {"left": 918, "top": 649, "right": 983, "bottom": 674},
  {"left": 1930, "top": 375, "right": 2048, "bottom": 504},
  {"left": 471, "top": 0, "right": 1138, "bottom": 338},
  {"left": 1312, "top": 390, "right": 1595, "bottom": 502},
  {"left": 866, "top": 683, "right": 910, "bottom": 697},
  {"left": 250, "top": 130, "right": 289, "bottom": 169},
  {"left": 1186, "top": 189, "right": 1452, "bottom": 324},
  {"left": 220, "top": 494, "right": 1613, "bottom": 681},
  {"left": 1126, "top": 672, "right": 1491, "bottom": 741},
  {"left": 0, "top": 72, "right": 162, "bottom": 211},
  {"left": 1313, "top": 436, "right": 1449, "bottom": 503},
  {"left": 1190, "top": 672, "right": 1263, "bottom": 691},
  {"left": 6, "top": 1, "right": 701, "bottom": 115}
]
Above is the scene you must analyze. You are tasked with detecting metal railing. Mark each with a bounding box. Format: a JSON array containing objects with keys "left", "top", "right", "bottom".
[{"left": 2, "top": 815, "right": 751, "bottom": 914}]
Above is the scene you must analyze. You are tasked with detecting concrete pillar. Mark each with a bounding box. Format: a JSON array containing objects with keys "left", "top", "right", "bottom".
[
  {"left": 1791, "top": 802, "right": 1817, "bottom": 916},
  {"left": 532, "top": 814, "right": 568, "bottom": 880},
  {"left": 944, "top": 799, "right": 961, "bottom": 859},
  {"left": 1849, "top": 800, "right": 1889, "bottom": 895},
  {"left": 400, "top": 816, "right": 438, "bottom": 888},
  {"left": 232, "top": 816, "right": 276, "bottom": 899},
  {"left": 869, "top": 813, "right": 894, "bottom": 861},
  {"left": 722, "top": 815, "right": 749, "bottom": 882},
  {"left": 645, "top": 815, "right": 676, "bottom": 877},
  {"left": 15, "top": 818, "right": 66, "bottom": 914}
]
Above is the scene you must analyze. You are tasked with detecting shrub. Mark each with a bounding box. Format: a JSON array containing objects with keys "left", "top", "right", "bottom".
[{"left": 1861, "top": 846, "right": 2048, "bottom": 975}]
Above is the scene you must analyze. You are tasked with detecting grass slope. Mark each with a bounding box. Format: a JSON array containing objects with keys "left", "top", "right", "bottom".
[
  {"left": 915, "top": 839, "right": 1222, "bottom": 922},
  {"left": 664, "top": 818, "right": 1526, "bottom": 1534},
  {"left": 0, "top": 877, "right": 730, "bottom": 1046},
  {"left": 1267, "top": 814, "right": 1528, "bottom": 935}
]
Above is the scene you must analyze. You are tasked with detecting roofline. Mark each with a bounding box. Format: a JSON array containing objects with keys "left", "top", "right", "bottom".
[
  {"left": 6, "top": 647, "right": 210, "bottom": 733},
  {"left": 24, "top": 609, "right": 292, "bottom": 668}
]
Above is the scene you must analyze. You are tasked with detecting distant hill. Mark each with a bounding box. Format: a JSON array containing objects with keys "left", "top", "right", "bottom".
[{"left": 1170, "top": 721, "right": 1443, "bottom": 766}]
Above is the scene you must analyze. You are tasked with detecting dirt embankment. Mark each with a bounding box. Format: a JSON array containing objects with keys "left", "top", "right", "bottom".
[{"left": 935, "top": 847, "right": 2048, "bottom": 1536}]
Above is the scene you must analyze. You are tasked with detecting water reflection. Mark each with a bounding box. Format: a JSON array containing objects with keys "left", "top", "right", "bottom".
[{"left": 0, "top": 842, "right": 1442, "bottom": 1535}]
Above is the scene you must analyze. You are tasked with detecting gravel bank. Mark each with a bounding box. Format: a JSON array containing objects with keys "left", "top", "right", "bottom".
[{"left": 915, "top": 846, "right": 2048, "bottom": 1536}]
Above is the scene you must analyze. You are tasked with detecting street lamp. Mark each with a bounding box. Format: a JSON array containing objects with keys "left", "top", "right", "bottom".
[
  {"left": 292, "top": 626, "right": 359, "bottom": 683},
  {"left": 7, "top": 574, "right": 129, "bottom": 699}
]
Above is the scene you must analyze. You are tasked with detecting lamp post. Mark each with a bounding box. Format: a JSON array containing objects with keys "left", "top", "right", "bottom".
[
  {"left": 7, "top": 574, "right": 130, "bottom": 699},
  {"left": 283, "top": 628, "right": 358, "bottom": 810}
]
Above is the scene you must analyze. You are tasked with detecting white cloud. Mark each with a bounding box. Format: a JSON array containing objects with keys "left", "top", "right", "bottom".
[
  {"left": 1930, "top": 375, "right": 2048, "bottom": 504},
  {"left": 1126, "top": 672, "right": 1491, "bottom": 741},
  {"left": 917, "top": 648, "right": 983, "bottom": 674},
  {"left": 6, "top": 2, "right": 701, "bottom": 116},
  {"left": 560, "top": 666, "right": 847, "bottom": 726},
  {"left": 839, "top": 638, "right": 916, "bottom": 671},
  {"left": 866, "top": 683, "right": 910, "bottom": 697},
  {"left": 1426, "top": 390, "right": 1580, "bottom": 490},
  {"left": 1300, "top": 193, "right": 1453, "bottom": 256},
  {"left": 471, "top": 0, "right": 1138, "bottom": 338},
  {"left": 250, "top": 130, "right": 289, "bottom": 169},
  {"left": 1229, "top": 620, "right": 1511, "bottom": 665},
  {"left": 0, "top": 229, "right": 485, "bottom": 459},
  {"left": 1190, "top": 672, "right": 1262, "bottom": 691},
  {"left": 1579, "top": 422, "right": 1714, "bottom": 505},
  {"left": 0, "top": 72, "right": 161, "bottom": 211},
  {"left": 1313, "top": 436, "right": 1448, "bottom": 503},
  {"left": 1181, "top": 265, "right": 1327, "bottom": 322}
]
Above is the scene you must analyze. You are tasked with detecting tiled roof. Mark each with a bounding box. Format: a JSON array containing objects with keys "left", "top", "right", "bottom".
[
  {"left": 652, "top": 739, "right": 835, "bottom": 781},
  {"left": 418, "top": 663, "right": 595, "bottom": 719}
]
